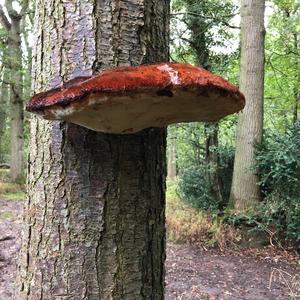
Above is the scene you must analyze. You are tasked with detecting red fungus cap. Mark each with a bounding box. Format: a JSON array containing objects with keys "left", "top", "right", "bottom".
[{"left": 26, "top": 63, "right": 245, "bottom": 134}]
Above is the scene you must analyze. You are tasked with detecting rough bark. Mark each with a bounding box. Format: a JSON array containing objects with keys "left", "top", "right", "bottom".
[
  {"left": 229, "top": 0, "right": 265, "bottom": 211},
  {"left": 16, "top": 0, "right": 169, "bottom": 299}
]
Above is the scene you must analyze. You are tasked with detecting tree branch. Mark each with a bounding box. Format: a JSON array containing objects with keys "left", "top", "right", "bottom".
[
  {"left": 20, "top": 0, "right": 29, "bottom": 16},
  {"left": 5, "top": 0, "right": 21, "bottom": 21},
  {"left": 171, "top": 12, "right": 240, "bottom": 30},
  {"left": 219, "top": 20, "right": 240, "bottom": 30},
  {"left": 0, "top": 5, "right": 11, "bottom": 31},
  {"left": 171, "top": 12, "right": 236, "bottom": 19}
]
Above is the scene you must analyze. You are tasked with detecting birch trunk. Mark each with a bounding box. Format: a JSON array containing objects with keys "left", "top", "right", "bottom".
[
  {"left": 16, "top": 1, "right": 169, "bottom": 299},
  {"left": 230, "top": 0, "right": 265, "bottom": 211}
]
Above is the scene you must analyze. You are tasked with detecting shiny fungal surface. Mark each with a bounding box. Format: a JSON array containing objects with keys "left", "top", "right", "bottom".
[{"left": 26, "top": 63, "right": 245, "bottom": 133}]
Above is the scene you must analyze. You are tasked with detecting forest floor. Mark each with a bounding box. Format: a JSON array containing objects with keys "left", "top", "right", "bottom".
[{"left": 0, "top": 189, "right": 299, "bottom": 299}]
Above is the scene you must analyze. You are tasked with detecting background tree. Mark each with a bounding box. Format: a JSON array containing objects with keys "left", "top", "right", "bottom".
[
  {"left": 0, "top": 0, "right": 30, "bottom": 182},
  {"left": 16, "top": 0, "right": 169, "bottom": 298},
  {"left": 229, "top": 0, "right": 266, "bottom": 211},
  {"left": 0, "top": 26, "right": 9, "bottom": 163},
  {"left": 0, "top": 68, "right": 9, "bottom": 163},
  {"left": 167, "top": 138, "right": 177, "bottom": 181},
  {"left": 169, "top": 0, "right": 238, "bottom": 209}
]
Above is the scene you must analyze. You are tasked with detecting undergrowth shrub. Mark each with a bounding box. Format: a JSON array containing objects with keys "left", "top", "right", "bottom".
[
  {"left": 254, "top": 122, "right": 300, "bottom": 241},
  {"left": 166, "top": 181, "right": 240, "bottom": 250},
  {"left": 177, "top": 146, "right": 234, "bottom": 213},
  {"left": 0, "top": 168, "right": 25, "bottom": 194},
  {"left": 177, "top": 166, "right": 217, "bottom": 211}
]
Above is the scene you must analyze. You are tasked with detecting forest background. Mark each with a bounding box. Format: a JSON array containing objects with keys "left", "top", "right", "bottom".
[{"left": 0, "top": 0, "right": 299, "bottom": 248}]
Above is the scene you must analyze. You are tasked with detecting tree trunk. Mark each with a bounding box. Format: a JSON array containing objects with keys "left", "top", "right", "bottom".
[
  {"left": 293, "top": 91, "right": 299, "bottom": 124},
  {"left": 204, "top": 122, "right": 224, "bottom": 205},
  {"left": 0, "top": 1, "right": 27, "bottom": 180},
  {"left": 7, "top": 11, "right": 24, "bottom": 182},
  {"left": 167, "top": 139, "right": 176, "bottom": 181},
  {"left": 181, "top": 1, "right": 223, "bottom": 203},
  {"left": 16, "top": 0, "right": 169, "bottom": 299},
  {"left": 0, "top": 69, "right": 9, "bottom": 163},
  {"left": 292, "top": 32, "right": 299, "bottom": 125},
  {"left": 229, "top": 0, "right": 265, "bottom": 211}
]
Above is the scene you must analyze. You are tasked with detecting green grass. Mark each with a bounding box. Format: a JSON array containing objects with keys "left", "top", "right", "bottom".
[
  {"left": 0, "top": 182, "right": 23, "bottom": 194},
  {"left": 0, "top": 211, "right": 13, "bottom": 220},
  {"left": 0, "top": 168, "right": 25, "bottom": 197},
  {"left": 0, "top": 169, "right": 10, "bottom": 182},
  {"left": 3, "top": 191, "right": 25, "bottom": 201}
]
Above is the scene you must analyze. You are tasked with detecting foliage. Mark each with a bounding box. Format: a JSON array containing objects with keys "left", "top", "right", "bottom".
[
  {"left": 253, "top": 122, "right": 300, "bottom": 241},
  {"left": 264, "top": 0, "right": 300, "bottom": 129},
  {"left": 0, "top": 119, "right": 10, "bottom": 163},
  {"left": 171, "top": 0, "right": 238, "bottom": 67},
  {"left": 177, "top": 145, "right": 234, "bottom": 212},
  {"left": 256, "top": 122, "right": 300, "bottom": 199},
  {"left": 177, "top": 166, "right": 217, "bottom": 211},
  {"left": 168, "top": 0, "right": 240, "bottom": 212},
  {"left": 168, "top": 123, "right": 205, "bottom": 170},
  {"left": 166, "top": 181, "right": 240, "bottom": 249},
  {"left": 0, "top": 168, "right": 10, "bottom": 182}
]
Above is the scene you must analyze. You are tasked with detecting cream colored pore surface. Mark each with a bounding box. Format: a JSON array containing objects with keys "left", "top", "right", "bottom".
[{"left": 46, "top": 89, "right": 239, "bottom": 133}]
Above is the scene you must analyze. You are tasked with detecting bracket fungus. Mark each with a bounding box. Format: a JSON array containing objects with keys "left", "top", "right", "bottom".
[{"left": 26, "top": 63, "right": 245, "bottom": 133}]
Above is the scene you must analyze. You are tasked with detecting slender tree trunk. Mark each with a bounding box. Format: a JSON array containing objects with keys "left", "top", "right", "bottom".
[
  {"left": 167, "top": 139, "right": 177, "bottom": 181},
  {"left": 292, "top": 32, "right": 299, "bottom": 125},
  {"left": 16, "top": 0, "right": 169, "bottom": 299},
  {"left": 204, "top": 122, "right": 223, "bottom": 205},
  {"left": 0, "top": 69, "right": 9, "bottom": 163},
  {"left": 293, "top": 91, "right": 299, "bottom": 124},
  {"left": 183, "top": 2, "right": 223, "bottom": 204},
  {"left": 229, "top": 0, "right": 265, "bottom": 211},
  {"left": 0, "top": 1, "right": 28, "bottom": 180},
  {"left": 7, "top": 12, "right": 24, "bottom": 182}
]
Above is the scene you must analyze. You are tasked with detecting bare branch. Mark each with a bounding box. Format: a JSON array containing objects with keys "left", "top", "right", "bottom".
[
  {"left": 171, "top": 12, "right": 236, "bottom": 19},
  {"left": 5, "top": 0, "right": 21, "bottom": 20},
  {"left": 219, "top": 20, "right": 240, "bottom": 30},
  {"left": 20, "top": 0, "right": 29, "bottom": 16},
  {"left": 171, "top": 12, "right": 240, "bottom": 30},
  {"left": 0, "top": 5, "right": 11, "bottom": 31}
]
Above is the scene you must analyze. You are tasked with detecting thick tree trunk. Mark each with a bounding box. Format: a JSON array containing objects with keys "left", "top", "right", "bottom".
[
  {"left": 16, "top": 0, "right": 169, "bottom": 299},
  {"left": 0, "top": 69, "right": 8, "bottom": 163},
  {"left": 229, "top": 0, "right": 265, "bottom": 211}
]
